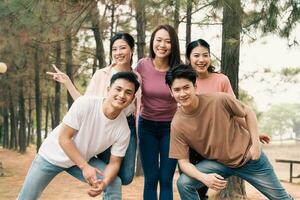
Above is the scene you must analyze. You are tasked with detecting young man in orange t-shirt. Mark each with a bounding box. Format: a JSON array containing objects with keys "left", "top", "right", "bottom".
[{"left": 165, "top": 64, "right": 293, "bottom": 200}]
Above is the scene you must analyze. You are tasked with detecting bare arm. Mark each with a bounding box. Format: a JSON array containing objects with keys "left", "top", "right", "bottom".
[
  {"left": 47, "top": 65, "right": 82, "bottom": 100},
  {"left": 102, "top": 155, "right": 122, "bottom": 186},
  {"left": 58, "top": 123, "right": 102, "bottom": 185},
  {"left": 178, "top": 159, "right": 227, "bottom": 191}
]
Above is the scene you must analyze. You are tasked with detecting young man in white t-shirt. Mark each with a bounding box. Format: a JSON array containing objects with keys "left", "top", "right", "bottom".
[{"left": 18, "top": 72, "right": 140, "bottom": 200}]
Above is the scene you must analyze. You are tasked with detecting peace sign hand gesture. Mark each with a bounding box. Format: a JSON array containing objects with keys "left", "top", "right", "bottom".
[{"left": 46, "top": 64, "right": 71, "bottom": 85}]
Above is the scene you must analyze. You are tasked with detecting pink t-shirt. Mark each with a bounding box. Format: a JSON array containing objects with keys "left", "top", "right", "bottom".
[
  {"left": 196, "top": 73, "right": 235, "bottom": 97},
  {"left": 136, "top": 58, "right": 177, "bottom": 121}
]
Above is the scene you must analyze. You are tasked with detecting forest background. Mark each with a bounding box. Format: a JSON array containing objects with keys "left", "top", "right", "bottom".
[{"left": 0, "top": 0, "right": 299, "bottom": 199}]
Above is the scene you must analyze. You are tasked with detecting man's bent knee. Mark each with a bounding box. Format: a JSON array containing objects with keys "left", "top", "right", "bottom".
[{"left": 120, "top": 173, "right": 134, "bottom": 185}]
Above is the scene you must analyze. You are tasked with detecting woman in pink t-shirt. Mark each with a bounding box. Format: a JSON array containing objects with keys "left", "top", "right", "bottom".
[
  {"left": 185, "top": 38, "right": 270, "bottom": 199},
  {"left": 47, "top": 32, "right": 139, "bottom": 186},
  {"left": 136, "top": 24, "right": 181, "bottom": 200}
]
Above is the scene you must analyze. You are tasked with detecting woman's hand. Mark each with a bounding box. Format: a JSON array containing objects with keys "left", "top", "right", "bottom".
[
  {"left": 46, "top": 64, "right": 71, "bottom": 85},
  {"left": 47, "top": 64, "right": 82, "bottom": 100},
  {"left": 259, "top": 134, "right": 270, "bottom": 144}
]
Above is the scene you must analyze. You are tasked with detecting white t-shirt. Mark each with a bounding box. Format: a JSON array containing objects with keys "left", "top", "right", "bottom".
[{"left": 39, "top": 96, "right": 130, "bottom": 168}]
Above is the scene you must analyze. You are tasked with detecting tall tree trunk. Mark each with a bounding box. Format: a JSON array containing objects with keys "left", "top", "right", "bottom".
[
  {"left": 174, "top": 0, "right": 180, "bottom": 33},
  {"left": 8, "top": 89, "right": 17, "bottom": 150},
  {"left": 34, "top": 46, "right": 42, "bottom": 151},
  {"left": 0, "top": 123, "right": 2, "bottom": 147},
  {"left": 186, "top": 0, "right": 192, "bottom": 47},
  {"left": 134, "top": 0, "right": 146, "bottom": 176},
  {"left": 27, "top": 90, "right": 32, "bottom": 146},
  {"left": 54, "top": 41, "right": 61, "bottom": 127},
  {"left": 220, "top": 176, "right": 246, "bottom": 198},
  {"left": 50, "top": 97, "right": 55, "bottom": 130},
  {"left": 109, "top": 3, "right": 115, "bottom": 64},
  {"left": 44, "top": 95, "right": 50, "bottom": 139},
  {"left": 18, "top": 78, "right": 26, "bottom": 153},
  {"left": 92, "top": 57, "right": 98, "bottom": 75},
  {"left": 220, "top": 0, "right": 245, "bottom": 198},
  {"left": 91, "top": 1, "right": 106, "bottom": 71},
  {"left": 0, "top": 108, "right": 2, "bottom": 146},
  {"left": 65, "top": 34, "right": 74, "bottom": 109},
  {"left": 135, "top": 0, "right": 146, "bottom": 60},
  {"left": 2, "top": 105, "right": 9, "bottom": 148},
  {"left": 221, "top": 0, "right": 242, "bottom": 98}
]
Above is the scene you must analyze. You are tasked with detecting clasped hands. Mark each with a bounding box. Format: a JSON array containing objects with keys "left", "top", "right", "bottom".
[{"left": 82, "top": 164, "right": 106, "bottom": 197}]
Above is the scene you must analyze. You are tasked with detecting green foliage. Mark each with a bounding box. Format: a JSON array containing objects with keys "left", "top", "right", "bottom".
[
  {"left": 263, "top": 68, "right": 271, "bottom": 73},
  {"left": 279, "top": 67, "right": 300, "bottom": 83},
  {"left": 259, "top": 103, "right": 300, "bottom": 137},
  {"left": 280, "top": 0, "right": 300, "bottom": 38},
  {"left": 280, "top": 67, "right": 300, "bottom": 76},
  {"left": 242, "top": 10, "right": 261, "bottom": 29},
  {"left": 242, "top": 0, "right": 300, "bottom": 42},
  {"left": 145, "top": 0, "right": 176, "bottom": 29},
  {"left": 210, "top": 0, "right": 224, "bottom": 9},
  {"left": 239, "top": 88, "right": 255, "bottom": 105},
  {"left": 262, "top": 0, "right": 279, "bottom": 33},
  {"left": 1, "top": 1, "right": 93, "bottom": 44},
  {"left": 239, "top": 88, "right": 262, "bottom": 119}
]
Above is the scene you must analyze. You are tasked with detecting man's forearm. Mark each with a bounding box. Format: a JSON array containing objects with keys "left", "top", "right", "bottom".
[
  {"left": 59, "top": 132, "right": 88, "bottom": 169},
  {"left": 101, "top": 158, "right": 122, "bottom": 186},
  {"left": 179, "top": 159, "right": 206, "bottom": 182}
]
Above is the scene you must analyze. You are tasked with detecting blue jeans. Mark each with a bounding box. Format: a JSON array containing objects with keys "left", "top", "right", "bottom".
[
  {"left": 138, "top": 117, "right": 177, "bottom": 200},
  {"left": 18, "top": 155, "right": 121, "bottom": 200},
  {"left": 98, "top": 115, "right": 137, "bottom": 185},
  {"left": 177, "top": 152, "right": 293, "bottom": 200}
]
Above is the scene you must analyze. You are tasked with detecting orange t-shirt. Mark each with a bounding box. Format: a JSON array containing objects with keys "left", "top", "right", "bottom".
[{"left": 169, "top": 93, "right": 252, "bottom": 168}]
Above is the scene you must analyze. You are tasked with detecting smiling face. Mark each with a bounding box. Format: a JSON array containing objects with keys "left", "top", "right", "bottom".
[
  {"left": 152, "top": 29, "right": 172, "bottom": 59},
  {"left": 107, "top": 78, "right": 136, "bottom": 110},
  {"left": 189, "top": 45, "right": 211, "bottom": 76},
  {"left": 170, "top": 78, "right": 197, "bottom": 108},
  {"left": 111, "top": 39, "right": 133, "bottom": 66}
]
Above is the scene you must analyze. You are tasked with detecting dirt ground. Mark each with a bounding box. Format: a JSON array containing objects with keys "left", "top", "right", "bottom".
[{"left": 0, "top": 143, "right": 300, "bottom": 200}]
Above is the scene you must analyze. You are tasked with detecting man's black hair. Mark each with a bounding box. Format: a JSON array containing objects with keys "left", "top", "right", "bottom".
[
  {"left": 110, "top": 71, "right": 140, "bottom": 93},
  {"left": 165, "top": 64, "right": 197, "bottom": 88}
]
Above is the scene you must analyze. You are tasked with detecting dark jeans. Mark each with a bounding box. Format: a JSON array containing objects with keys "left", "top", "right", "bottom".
[
  {"left": 98, "top": 115, "right": 137, "bottom": 185},
  {"left": 138, "top": 117, "right": 177, "bottom": 200},
  {"left": 189, "top": 148, "right": 208, "bottom": 199},
  {"left": 178, "top": 152, "right": 293, "bottom": 200}
]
